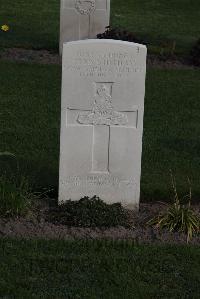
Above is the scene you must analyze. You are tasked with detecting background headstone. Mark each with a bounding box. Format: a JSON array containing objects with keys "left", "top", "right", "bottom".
[
  {"left": 60, "top": 0, "right": 110, "bottom": 53},
  {"left": 59, "top": 40, "right": 147, "bottom": 209}
]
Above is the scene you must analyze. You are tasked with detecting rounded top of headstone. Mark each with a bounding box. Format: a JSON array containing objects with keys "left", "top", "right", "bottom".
[{"left": 63, "top": 39, "right": 147, "bottom": 50}]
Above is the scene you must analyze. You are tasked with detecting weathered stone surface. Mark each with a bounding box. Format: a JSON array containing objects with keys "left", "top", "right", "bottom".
[
  {"left": 60, "top": 0, "right": 110, "bottom": 53},
  {"left": 59, "top": 40, "right": 147, "bottom": 209}
]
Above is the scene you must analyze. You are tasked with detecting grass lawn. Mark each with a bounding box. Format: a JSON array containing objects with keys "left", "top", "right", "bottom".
[
  {"left": 1, "top": 61, "right": 200, "bottom": 201},
  {"left": 111, "top": 0, "right": 200, "bottom": 55},
  {"left": 0, "top": 0, "right": 199, "bottom": 54},
  {"left": 0, "top": 239, "right": 199, "bottom": 298}
]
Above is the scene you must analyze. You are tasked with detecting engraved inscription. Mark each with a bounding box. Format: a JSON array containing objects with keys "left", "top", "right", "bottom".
[
  {"left": 61, "top": 175, "right": 135, "bottom": 189},
  {"left": 78, "top": 83, "right": 128, "bottom": 126},
  {"left": 65, "top": 51, "right": 145, "bottom": 77},
  {"left": 75, "top": 0, "right": 96, "bottom": 15}
]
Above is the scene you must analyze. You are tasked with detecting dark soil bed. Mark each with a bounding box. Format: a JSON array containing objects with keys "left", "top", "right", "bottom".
[{"left": 0, "top": 203, "right": 199, "bottom": 244}]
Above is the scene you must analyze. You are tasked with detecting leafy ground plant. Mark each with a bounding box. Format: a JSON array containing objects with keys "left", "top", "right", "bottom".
[
  {"left": 148, "top": 175, "right": 200, "bottom": 242},
  {"left": 97, "top": 26, "right": 143, "bottom": 44},
  {"left": 47, "top": 196, "right": 130, "bottom": 228}
]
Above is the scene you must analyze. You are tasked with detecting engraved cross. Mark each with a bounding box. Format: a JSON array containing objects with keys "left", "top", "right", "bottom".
[
  {"left": 67, "top": 82, "right": 138, "bottom": 173},
  {"left": 64, "top": 0, "right": 107, "bottom": 39}
]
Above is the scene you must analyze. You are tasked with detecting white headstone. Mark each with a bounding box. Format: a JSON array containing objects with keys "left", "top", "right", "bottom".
[
  {"left": 60, "top": 0, "right": 110, "bottom": 53},
  {"left": 59, "top": 40, "right": 147, "bottom": 209}
]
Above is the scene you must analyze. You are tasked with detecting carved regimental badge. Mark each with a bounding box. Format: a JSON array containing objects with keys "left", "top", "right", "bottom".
[
  {"left": 78, "top": 84, "right": 128, "bottom": 126},
  {"left": 75, "top": 0, "right": 96, "bottom": 15}
]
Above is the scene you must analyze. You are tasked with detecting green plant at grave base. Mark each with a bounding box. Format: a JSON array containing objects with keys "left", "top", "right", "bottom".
[
  {"left": 47, "top": 196, "right": 131, "bottom": 228},
  {"left": 147, "top": 173, "right": 200, "bottom": 243},
  {"left": 0, "top": 151, "right": 27, "bottom": 216},
  {"left": 0, "top": 151, "right": 42, "bottom": 217},
  {"left": 0, "top": 151, "right": 35, "bottom": 217},
  {"left": 0, "top": 175, "right": 37, "bottom": 217}
]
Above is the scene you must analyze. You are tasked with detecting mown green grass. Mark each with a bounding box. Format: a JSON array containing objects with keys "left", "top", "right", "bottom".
[
  {"left": 1, "top": 61, "right": 61, "bottom": 189},
  {"left": 111, "top": 0, "right": 200, "bottom": 55},
  {"left": 0, "top": 0, "right": 199, "bottom": 53},
  {"left": 0, "top": 239, "right": 199, "bottom": 298},
  {"left": 143, "top": 69, "right": 200, "bottom": 200},
  {"left": 1, "top": 61, "right": 200, "bottom": 201},
  {"left": 0, "top": 0, "right": 60, "bottom": 50}
]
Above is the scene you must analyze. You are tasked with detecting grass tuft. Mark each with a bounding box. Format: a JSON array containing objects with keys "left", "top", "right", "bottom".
[
  {"left": 0, "top": 175, "right": 36, "bottom": 217},
  {"left": 148, "top": 173, "right": 200, "bottom": 242}
]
